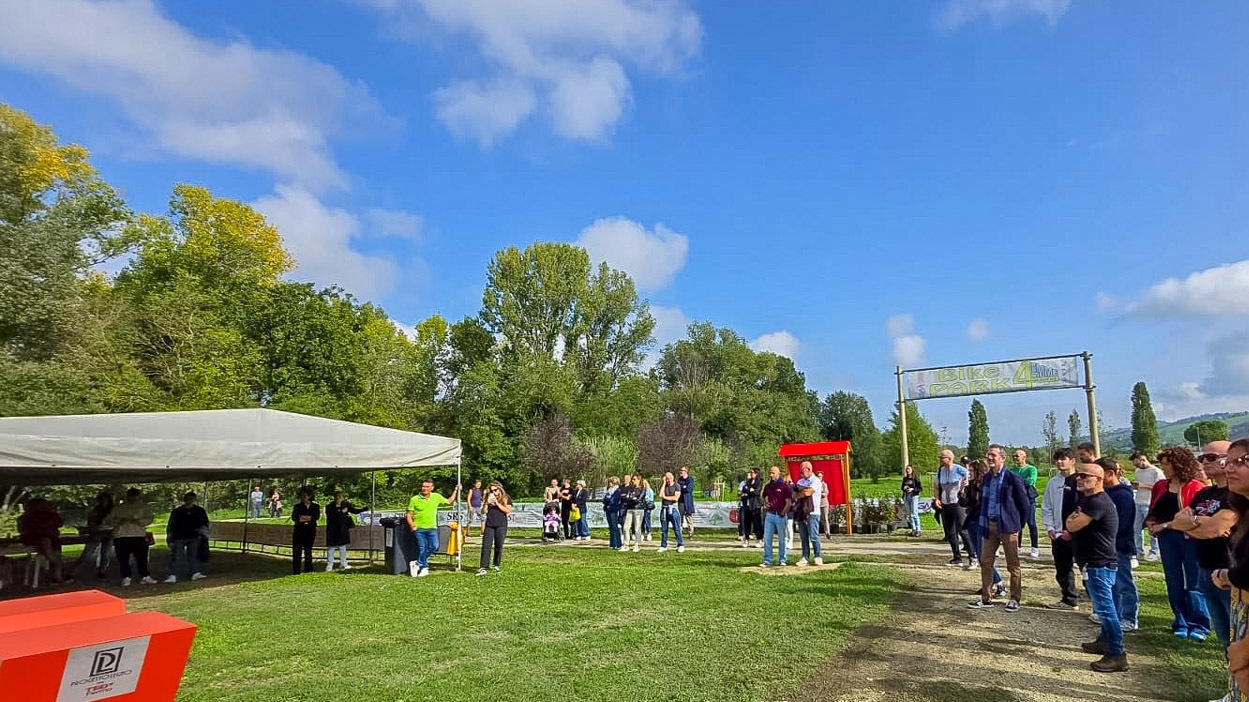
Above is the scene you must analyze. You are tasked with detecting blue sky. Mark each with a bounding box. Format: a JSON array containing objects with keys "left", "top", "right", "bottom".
[{"left": 2, "top": 0, "right": 1248, "bottom": 446}]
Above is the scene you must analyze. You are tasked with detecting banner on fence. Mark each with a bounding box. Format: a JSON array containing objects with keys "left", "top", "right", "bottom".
[
  {"left": 361, "top": 503, "right": 746, "bottom": 530},
  {"left": 904, "top": 356, "right": 1081, "bottom": 400}
]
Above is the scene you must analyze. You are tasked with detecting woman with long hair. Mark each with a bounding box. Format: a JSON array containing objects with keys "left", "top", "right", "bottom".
[
  {"left": 1213, "top": 438, "right": 1249, "bottom": 699},
  {"left": 477, "top": 481, "right": 511, "bottom": 576},
  {"left": 1147, "top": 446, "right": 1212, "bottom": 640},
  {"left": 901, "top": 465, "right": 922, "bottom": 536},
  {"left": 641, "top": 477, "right": 656, "bottom": 542}
]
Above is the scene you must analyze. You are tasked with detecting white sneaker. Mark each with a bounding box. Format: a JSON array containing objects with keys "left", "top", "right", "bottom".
[
  {"left": 121, "top": 577, "right": 131, "bottom": 587},
  {"left": 1030, "top": 547, "right": 1040, "bottom": 559},
  {"left": 1146, "top": 553, "right": 1160, "bottom": 562},
  {"left": 191, "top": 572, "right": 206, "bottom": 581},
  {"left": 1130, "top": 557, "right": 1139, "bottom": 569},
  {"left": 164, "top": 575, "right": 177, "bottom": 584},
  {"left": 813, "top": 557, "right": 823, "bottom": 565},
  {"left": 417, "top": 567, "right": 429, "bottom": 578},
  {"left": 796, "top": 558, "right": 809, "bottom": 567},
  {"left": 325, "top": 565, "right": 334, "bottom": 572},
  {"left": 140, "top": 576, "right": 157, "bottom": 585},
  {"left": 656, "top": 547, "right": 668, "bottom": 553},
  {"left": 760, "top": 562, "right": 770, "bottom": 568},
  {"left": 677, "top": 545, "right": 685, "bottom": 553},
  {"left": 341, "top": 564, "right": 352, "bottom": 571},
  {"left": 741, "top": 540, "right": 750, "bottom": 549},
  {"left": 632, "top": 545, "right": 640, "bottom": 552},
  {"left": 618, "top": 546, "right": 629, "bottom": 552},
  {"left": 966, "top": 558, "right": 979, "bottom": 570}
]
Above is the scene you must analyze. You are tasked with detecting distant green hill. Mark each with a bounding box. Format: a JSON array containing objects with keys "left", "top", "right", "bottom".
[{"left": 1105, "top": 411, "right": 1249, "bottom": 451}]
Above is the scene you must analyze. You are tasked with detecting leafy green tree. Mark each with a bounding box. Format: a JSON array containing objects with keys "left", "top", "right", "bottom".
[
  {"left": 967, "top": 399, "right": 989, "bottom": 460},
  {"left": 819, "top": 391, "right": 884, "bottom": 479},
  {"left": 882, "top": 401, "right": 940, "bottom": 475},
  {"left": 1068, "top": 409, "right": 1082, "bottom": 449},
  {"left": 479, "top": 243, "right": 653, "bottom": 392},
  {"left": 1041, "top": 410, "right": 1062, "bottom": 460},
  {"left": 1130, "top": 382, "right": 1160, "bottom": 456},
  {"left": 1185, "top": 419, "right": 1230, "bottom": 445}
]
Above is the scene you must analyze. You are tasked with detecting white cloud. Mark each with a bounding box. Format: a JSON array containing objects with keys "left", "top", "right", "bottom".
[
  {"left": 650, "top": 305, "right": 690, "bottom": 346},
  {"left": 886, "top": 314, "right": 926, "bottom": 366},
  {"left": 434, "top": 78, "right": 537, "bottom": 148},
  {"left": 0, "top": 0, "right": 385, "bottom": 191},
  {"left": 750, "top": 331, "right": 801, "bottom": 360},
  {"left": 1095, "top": 292, "right": 1119, "bottom": 312},
  {"left": 1200, "top": 337, "right": 1249, "bottom": 396},
  {"left": 936, "top": 0, "right": 1072, "bottom": 31},
  {"left": 364, "top": 207, "right": 424, "bottom": 239},
  {"left": 363, "top": 0, "right": 701, "bottom": 145},
  {"left": 1126, "top": 260, "right": 1249, "bottom": 318},
  {"left": 254, "top": 185, "right": 400, "bottom": 300},
  {"left": 967, "top": 318, "right": 989, "bottom": 342},
  {"left": 575, "top": 216, "right": 688, "bottom": 292},
  {"left": 885, "top": 313, "right": 915, "bottom": 339}
]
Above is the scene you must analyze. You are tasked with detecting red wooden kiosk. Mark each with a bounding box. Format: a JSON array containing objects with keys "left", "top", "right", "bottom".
[{"left": 778, "top": 441, "right": 854, "bottom": 534}]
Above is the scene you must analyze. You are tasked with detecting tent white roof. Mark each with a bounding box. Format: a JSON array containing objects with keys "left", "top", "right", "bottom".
[{"left": 0, "top": 408, "right": 461, "bottom": 485}]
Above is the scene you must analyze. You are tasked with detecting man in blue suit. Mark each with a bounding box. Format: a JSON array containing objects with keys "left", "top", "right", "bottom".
[{"left": 969, "top": 444, "right": 1033, "bottom": 612}]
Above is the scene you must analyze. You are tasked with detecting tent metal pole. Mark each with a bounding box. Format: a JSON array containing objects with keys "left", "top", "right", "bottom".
[
  {"left": 455, "top": 456, "right": 462, "bottom": 572},
  {"left": 241, "top": 475, "right": 252, "bottom": 555},
  {"left": 370, "top": 469, "right": 377, "bottom": 564}
]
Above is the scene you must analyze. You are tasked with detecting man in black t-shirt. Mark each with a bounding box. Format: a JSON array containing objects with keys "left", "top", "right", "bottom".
[
  {"left": 1066, "top": 464, "right": 1126, "bottom": 673},
  {"left": 1171, "top": 439, "right": 1237, "bottom": 651}
]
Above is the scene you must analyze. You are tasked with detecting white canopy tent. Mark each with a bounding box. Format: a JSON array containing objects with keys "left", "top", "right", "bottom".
[
  {"left": 0, "top": 408, "right": 461, "bottom": 485},
  {"left": 0, "top": 408, "right": 465, "bottom": 569}
]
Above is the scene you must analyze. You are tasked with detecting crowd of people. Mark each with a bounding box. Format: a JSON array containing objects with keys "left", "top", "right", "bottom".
[{"left": 909, "top": 437, "right": 1249, "bottom": 693}]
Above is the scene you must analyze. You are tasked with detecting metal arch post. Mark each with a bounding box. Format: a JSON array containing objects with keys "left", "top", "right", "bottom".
[
  {"left": 896, "top": 366, "right": 910, "bottom": 470},
  {"left": 1083, "top": 351, "right": 1100, "bottom": 457}
]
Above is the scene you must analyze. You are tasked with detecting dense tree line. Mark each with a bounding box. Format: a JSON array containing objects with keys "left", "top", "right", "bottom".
[{"left": 9, "top": 104, "right": 931, "bottom": 512}]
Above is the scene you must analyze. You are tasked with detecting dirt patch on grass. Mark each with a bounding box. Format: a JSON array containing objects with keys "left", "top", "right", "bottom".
[
  {"left": 790, "top": 564, "right": 1184, "bottom": 702},
  {"left": 740, "top": 562, "right": 844, "bottom": 576}
]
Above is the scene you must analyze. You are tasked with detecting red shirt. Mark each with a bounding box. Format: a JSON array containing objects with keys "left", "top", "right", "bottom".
[{"left": 763, "top": 479, "right": 793, "bottom": 515}]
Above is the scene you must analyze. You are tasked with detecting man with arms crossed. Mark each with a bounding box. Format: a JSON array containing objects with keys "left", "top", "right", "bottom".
[
  {"left": 969, "top": 445, "right": 1032, "bottom": 612},
  {"left": 1042, "top": 448, "right": 1081, "bottom": 610},
  {"left": 406, "top": 479, "right": 460, "bottom": 578},
  {"left": 760, "top": 466, "right": 793, "bottom": 567},
  {"left": 1130, "top": 451, "right": 1164, "bottom": 563},
  {"left": 795, "top": 461, "right": 824, "bottom": 566},
  {"left": 1066, "top": 463, "right": 1127, "bottom": 673}
]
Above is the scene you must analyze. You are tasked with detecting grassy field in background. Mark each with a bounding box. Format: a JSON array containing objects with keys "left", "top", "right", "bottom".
[{"left": 125, "top": 548, "right": 901, "bottom": 702}]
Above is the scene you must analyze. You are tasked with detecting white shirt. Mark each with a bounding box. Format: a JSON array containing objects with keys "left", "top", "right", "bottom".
[{"left": 1133, "top": 464, "right": 1163, "bottom": 505}]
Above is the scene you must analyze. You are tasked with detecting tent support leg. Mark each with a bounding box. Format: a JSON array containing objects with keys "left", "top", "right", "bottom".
[{"left": 370, "top": 470, "right": 377, "bottom": 565}]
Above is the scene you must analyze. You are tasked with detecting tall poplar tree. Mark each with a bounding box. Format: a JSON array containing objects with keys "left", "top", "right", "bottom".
[
  {"left": 967, "top": 399, "right": 989, "bottom": 460},
  {"left": 1130, "top": 382, "right": 1160, "bottom": 456}
]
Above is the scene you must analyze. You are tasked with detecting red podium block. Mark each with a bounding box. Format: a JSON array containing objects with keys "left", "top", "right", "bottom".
[
  {"left": 0, "top": 590, "right": 126, "bottom": 634},
  {"left": 0, "top": 610, "right": 197, "bottom": 702}
]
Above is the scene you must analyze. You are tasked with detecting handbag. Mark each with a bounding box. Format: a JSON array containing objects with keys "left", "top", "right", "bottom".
[{"left": 570, "top": 505, "right": 581, "bottom": 521}]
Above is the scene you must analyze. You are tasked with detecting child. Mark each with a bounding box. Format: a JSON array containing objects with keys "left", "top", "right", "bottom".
[{"left": 542, "top": 504, "right": 561, "bottom": 542}]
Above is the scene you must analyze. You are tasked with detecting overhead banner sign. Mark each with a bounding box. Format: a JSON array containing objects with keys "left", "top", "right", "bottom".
[{"left": 904, "top": 356, "right": 1081, "bottom": 400}]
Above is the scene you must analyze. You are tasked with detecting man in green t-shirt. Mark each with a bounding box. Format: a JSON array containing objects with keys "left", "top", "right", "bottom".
[
  {"left": 406, "top": 479, "right": 460, "bottom": 577},
  {"left": 1011, "top": 449, "right": 1040, "bottom": 558}
]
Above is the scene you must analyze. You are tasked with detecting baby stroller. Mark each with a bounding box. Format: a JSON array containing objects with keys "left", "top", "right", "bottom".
[{"left": 542, "top": 504, "right": 561, "bottom": 542}]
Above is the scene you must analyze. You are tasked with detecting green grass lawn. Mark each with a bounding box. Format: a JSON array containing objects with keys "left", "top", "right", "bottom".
[
  {"left": 126, "top": 548, "right": 901, "bottom": 702},
  {"left": 1131, "top": 576, "right": 1226, "bottom": 700}
]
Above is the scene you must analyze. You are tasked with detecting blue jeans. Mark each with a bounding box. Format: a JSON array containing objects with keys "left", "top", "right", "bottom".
[
  {"left": 168, "top": 538, "right": 200, "bottom": 577},
  {"left": 903, "top": 494, "right": 920, "bottom": 532},
  {"left": 1200, "top": 565, "right": 1232, "bottom": 648},
  {"left": 1086, "top": 566, "right": 1125, "bottom": 655},
  {"left": 1157, "top": 530, "right": 1211, "bottom": 637},
  {"left": 642, "top": 508, "right": 653, "bottom": 536},
  {"left": 576, "top": 514, "right": 589, "bottom": 538},
  {"left": 660, "top": 507, "right": 683, "bottom": 548},
  {"left": 414, "top": 528, "right": 438, "bottom": 570},
  {"left": 606, "top": 509, "right": 621, "bottom": 548},
  {"left": 799, "top": 513, "right": 822, "bottom": 560},
  {"left": 763, "top": 512, "right": 788, "bottom": 565},
  {"left": 1133, "top": 503, "right": 1156, "bottom": 557},
  {"left": 1114, "top": 553, "right": 1139, "bottom": 628}
]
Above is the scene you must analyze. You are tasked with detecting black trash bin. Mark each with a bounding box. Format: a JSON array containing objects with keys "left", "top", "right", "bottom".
[{"left": 380, "top": 517, "right": 419, "bottom": 575}]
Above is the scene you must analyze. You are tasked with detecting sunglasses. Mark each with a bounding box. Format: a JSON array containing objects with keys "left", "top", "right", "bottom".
[
  {"left": 1227, "top": 456, "right": 1249, "bottom": 469},
  {"left": 1199, "top": 454, "right": 1226, "bottom": 463},
  {"left": 1074, "top": 473, "right": 1102, "bottom": 481}
]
